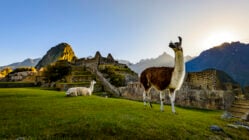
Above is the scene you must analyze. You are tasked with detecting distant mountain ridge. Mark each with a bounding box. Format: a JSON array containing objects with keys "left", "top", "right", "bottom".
[
  {"left": 186, "top": 41, "right": 249, "bottom": 86},
  {"left": 0, "top": 58, "right": 41, "bottom": 70},
  {"left": 124, "top": 52, "right": 193, "bottom": 75},
  {"left": 129, "top": 52, "right": 174, "bottom": 75}
]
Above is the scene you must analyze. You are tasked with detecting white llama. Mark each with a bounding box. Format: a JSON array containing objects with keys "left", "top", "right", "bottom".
[{"left": 66, "top": 80, "right": 96, "bottom": 96}]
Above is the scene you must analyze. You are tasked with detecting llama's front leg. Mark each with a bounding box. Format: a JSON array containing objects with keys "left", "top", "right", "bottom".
[
  {"left": 169, "top": 91, "right": 176, "bottom": 113},
  {"left": 160, "top": 91, "right": 165, "bottom": 112}
]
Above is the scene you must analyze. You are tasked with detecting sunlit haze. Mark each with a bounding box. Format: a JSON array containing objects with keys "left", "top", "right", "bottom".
[
  {"left": 0, "top": 0, "right": 249, "bottom": 66},
  {"left": 202, "top": 30, "right": 239, "bottom": 51}
]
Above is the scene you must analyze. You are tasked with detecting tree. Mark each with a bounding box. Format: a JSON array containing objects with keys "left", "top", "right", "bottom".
[
  {"left": 0, "top": 67, "right": 12, "bottom": 76},
  {"left": 43, "top": 61, "right": 72, "bottom": 82}
]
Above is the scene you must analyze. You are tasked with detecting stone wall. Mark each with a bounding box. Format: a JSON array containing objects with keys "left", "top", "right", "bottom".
[
  {"left": 119, "top": 69, "right": 240, "bottom": 110},
  {"left": 175, "top": 88, "right": 234, "bottom": 110},
  {"left": 186, "top": 70, "right": 217, "bottom": 90},
  {"left": 119, "top": 82, "right": 235, "bottom": 110}
]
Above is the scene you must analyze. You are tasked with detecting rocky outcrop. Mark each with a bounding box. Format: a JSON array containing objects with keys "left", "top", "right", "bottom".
[{"left": 35, "top": 43, "right": 76, "bottom": 69}]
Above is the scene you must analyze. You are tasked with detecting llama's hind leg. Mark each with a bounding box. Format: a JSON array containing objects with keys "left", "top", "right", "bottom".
[
  {"left": 147, "top": 88, "right": 152, "bottom": 108},
  {"left": 160, "top": 91, "right": 165, "bottom": 112},
  {"left": 143, "top": 88, "right": 152, "bottom": 108},
  {"left": 148, "top": 94, "right": 152, "bottom": 108}
]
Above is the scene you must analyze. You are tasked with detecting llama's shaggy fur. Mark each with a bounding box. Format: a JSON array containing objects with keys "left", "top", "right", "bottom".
[{"left": 66, "top": 80, "right": 96, "bottom": 97}]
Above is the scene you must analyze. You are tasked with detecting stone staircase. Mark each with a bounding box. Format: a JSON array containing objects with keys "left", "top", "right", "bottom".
[
  {"left": 228, "top": 99, "right": 249, "bottom": 121},
  {"left": 86, "top": 65, "right": 120, "bottom": 97}
]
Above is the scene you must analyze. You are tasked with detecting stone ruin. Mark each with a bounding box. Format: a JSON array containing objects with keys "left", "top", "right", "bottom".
[
  {"left": 35, "top": 51, "right": 128, "bottom": 84},
  {"left": 75, "top": 51, "right": 126, "bottom": 68}
]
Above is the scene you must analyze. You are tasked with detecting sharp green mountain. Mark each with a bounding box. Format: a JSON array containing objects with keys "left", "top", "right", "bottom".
[{"left": 35, "top": 43, "right": 77, "bottom": 69}]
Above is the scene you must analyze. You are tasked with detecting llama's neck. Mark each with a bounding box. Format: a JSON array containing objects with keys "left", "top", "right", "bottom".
[
  {"left": 169, "top": 51, "right": 185, "bottom": 90},
  {"left": 89, "top": 82, "right": 95, "bottom": 92},
  {"left": 174, "top": 51, "right": 185, "bottom": 73}
]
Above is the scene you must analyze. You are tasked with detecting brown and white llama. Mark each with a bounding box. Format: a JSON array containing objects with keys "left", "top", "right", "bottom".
[{"left": 140, "top": 36, "right": 185, "bottom": 113}]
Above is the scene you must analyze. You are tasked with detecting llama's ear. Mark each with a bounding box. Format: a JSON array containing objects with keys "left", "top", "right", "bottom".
[{"left": 178, "top": 36, "right": 182, "bottom": 46}]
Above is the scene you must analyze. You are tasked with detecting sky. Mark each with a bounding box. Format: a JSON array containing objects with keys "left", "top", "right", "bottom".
[{"left": 0, "top": 0, "right": 249, "bottom": 66}]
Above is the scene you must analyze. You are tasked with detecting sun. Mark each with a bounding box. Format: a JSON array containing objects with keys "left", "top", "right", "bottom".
[{"left": 202, "top": 30, "right": 238, "bottom": 50}]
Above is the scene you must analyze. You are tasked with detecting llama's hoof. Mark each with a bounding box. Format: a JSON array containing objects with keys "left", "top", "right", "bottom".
[
  {"left": 144, "top": 105, "right": 152, "bottom": 110},
  {"left": 144, "top": 106, "right": 148, "bottom": 110},
  {"left": 172, "top": 112, "right": 178, "bottom": 115}
]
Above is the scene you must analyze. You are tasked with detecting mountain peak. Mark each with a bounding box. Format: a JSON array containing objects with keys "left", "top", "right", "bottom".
[
  {"left": 35, "top": 43, "right": 77, "bottom": 69},
  {"left": 0, "top": 58, "right": 41, "bottom": 70},
  {"left": 186, "top": 41, "right": 249, "bottom": 86},
  {"left": 129, "top": 52, "right": 174, "bottom": 75}
]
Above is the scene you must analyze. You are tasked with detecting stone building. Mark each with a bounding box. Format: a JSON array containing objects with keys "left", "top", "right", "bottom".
[
  {"left": 186, "top": 70, "right": 217, "bottom": 90},
  {"left": 185, "top": 69, "right": 241, "bottom": 91}
]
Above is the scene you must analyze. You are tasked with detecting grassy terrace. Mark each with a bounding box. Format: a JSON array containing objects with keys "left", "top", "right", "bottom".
[
  {"left": 0, "top": 82, "right": 35, "bottom": 88},
  {"left": 0, "top": 88, "right": 248, "bottom": 139}
]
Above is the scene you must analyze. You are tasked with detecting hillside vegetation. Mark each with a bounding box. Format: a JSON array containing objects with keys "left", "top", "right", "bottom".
[{"left": 0, "top": 88, "right": 248, "bottom": 139}]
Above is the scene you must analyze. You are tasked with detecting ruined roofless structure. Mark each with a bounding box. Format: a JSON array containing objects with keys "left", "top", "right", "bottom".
[{"left": 75, "top": 51, "right": 124, "bottom": 67}]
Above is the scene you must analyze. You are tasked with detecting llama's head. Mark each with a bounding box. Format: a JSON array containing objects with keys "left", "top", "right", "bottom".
[
  {"left": 169, "top": 36, "right": 183, "bottom": 52},
  {"left": 92, "top": 80, "right": 96, "bottom": 85}
]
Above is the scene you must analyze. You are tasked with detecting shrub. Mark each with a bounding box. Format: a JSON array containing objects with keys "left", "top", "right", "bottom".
[
  {"left": 0, "top": 67, "right": 12, "bottom": 77},
  {"left": 9, "top": 67, "right": 36, "bottom": 74}
]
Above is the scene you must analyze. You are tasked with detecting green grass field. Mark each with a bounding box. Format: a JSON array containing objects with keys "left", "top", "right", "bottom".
[{"left": 0, "top": 88, "right": 248, "bottom": 139}]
